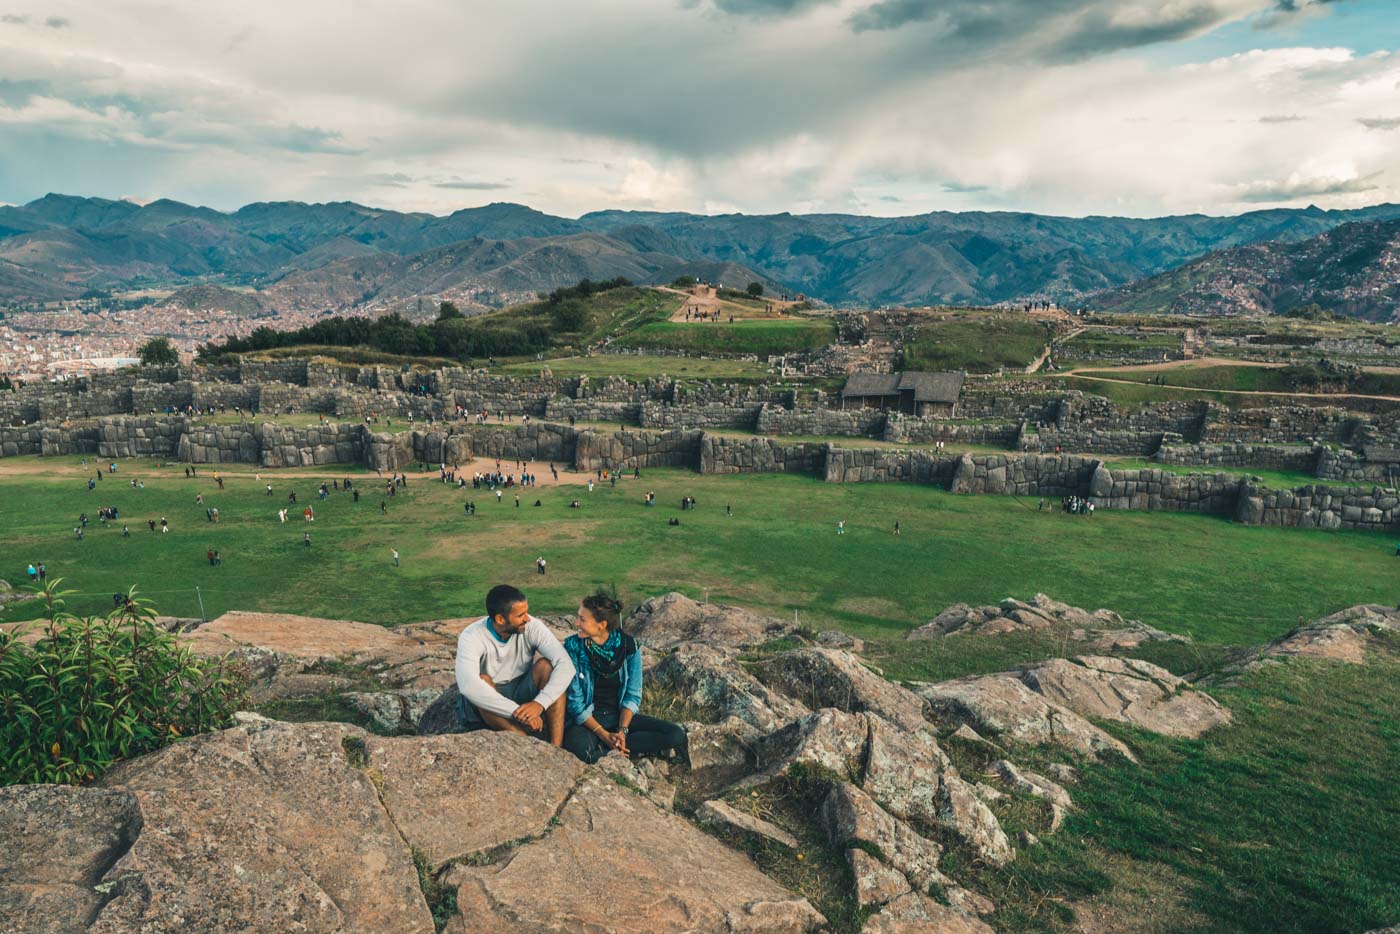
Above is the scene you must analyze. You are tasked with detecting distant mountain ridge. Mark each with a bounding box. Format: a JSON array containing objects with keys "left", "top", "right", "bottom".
[
  {"left": 1086, "top": 219, "right": 1400, "bottom": 321},
  {"left": 2, "top": 193, "right": 1399, "bottom": 309}
]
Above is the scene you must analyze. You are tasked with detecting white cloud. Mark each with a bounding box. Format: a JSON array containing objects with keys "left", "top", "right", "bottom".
[{"left": 0, "top": 0, "right": 1394, "bottom": 217}]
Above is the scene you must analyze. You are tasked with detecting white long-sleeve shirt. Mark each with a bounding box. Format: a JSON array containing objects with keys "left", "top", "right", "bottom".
[{"left": 455, "top": 616, "right": 575, "bottom": 719}]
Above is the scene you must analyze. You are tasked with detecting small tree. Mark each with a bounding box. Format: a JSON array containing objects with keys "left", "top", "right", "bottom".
[
  {"left": 138, "top": 337, "right": 179, "bottom": 367},
  {"left": 746, "top": 282, "right": 764, "bottom": 298},
  {"left": 437, "top": 301, "right": 464, "bottom": 321}
]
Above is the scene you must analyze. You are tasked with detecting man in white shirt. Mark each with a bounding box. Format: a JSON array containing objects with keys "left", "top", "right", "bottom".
[{"left": 455, "top": 584, "right": 575, "bottom": 745}]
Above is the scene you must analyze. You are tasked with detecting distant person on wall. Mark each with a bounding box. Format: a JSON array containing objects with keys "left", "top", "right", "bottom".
[
  {"left": 562, "top": 593, "right": 687, "bottom": 765},
  {"left": 454, "top": 584, "right": 575, "bottom": 746}
]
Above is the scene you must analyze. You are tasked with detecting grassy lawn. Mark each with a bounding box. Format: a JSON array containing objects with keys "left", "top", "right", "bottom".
[
  {"left": 903, "top": 314, "right": 1057, "bottom": 373},
  {"left": 613, "top": 319, "right": 836, "bottom": 358},
  {"left": 1100, "top": 458, "right": 1320, "bottom": 490},
  {"left": 1077, "top": 365, "right": 1400, "bottom": 398},
  {"left": 3, "top": 457, "right": 1397, "bottom": 649},
  {"left": 965, "top": 651, "right": 1400, "bottom": 933},
  {"left": 494, "top": 354, "right": 775, "bottom": 381}
]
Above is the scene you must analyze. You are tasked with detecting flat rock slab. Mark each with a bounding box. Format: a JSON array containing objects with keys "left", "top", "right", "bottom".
[
  {"left": 363, "top": 731, "right": 586, "bottom": 866},
  {"left": 0, "top": 785, "right": 143, "bottom": 934},
  {"left": 918, "top": 676, "right": 1135, "bottom": 761},
  {"left": 862, "top": 892, "right": 995, "bottom": 934},
  {"left": 697, "top": 799, "right": 800, "bottom": 850},
  {"left": 1019, "top": 656, "right": 1230, "bottom": 739},
  {"left": 445, "top": 774, "right": 825, "bottom": 933},
  {"left": 91, "top": 720, "right": 433, "bottom": 933}
]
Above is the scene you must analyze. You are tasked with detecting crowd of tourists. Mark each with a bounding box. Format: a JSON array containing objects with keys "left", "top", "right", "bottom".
[{"left": 455, "top": 584, "right": 688, "bottom": 765}]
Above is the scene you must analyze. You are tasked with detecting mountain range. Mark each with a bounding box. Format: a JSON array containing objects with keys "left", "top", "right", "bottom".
[
  {"left": 1087, "top": 218, "right": 1400, "bottom": 321},
  {"left": 3, "top": 193, "right": 1400, "bottom": 312}
]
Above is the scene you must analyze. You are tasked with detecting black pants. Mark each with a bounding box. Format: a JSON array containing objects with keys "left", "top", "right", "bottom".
[{"left": 562, "top": 710, "right": 687, "bottom": 765}]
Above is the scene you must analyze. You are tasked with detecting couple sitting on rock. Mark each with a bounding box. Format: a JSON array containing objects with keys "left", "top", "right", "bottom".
[{"left": 455, "top": 584, "right": 688, "bottom": 764}]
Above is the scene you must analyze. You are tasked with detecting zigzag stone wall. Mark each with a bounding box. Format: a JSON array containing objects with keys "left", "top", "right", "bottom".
[{"left": 699, "top": 436, "right": 825, "bottom": 475}]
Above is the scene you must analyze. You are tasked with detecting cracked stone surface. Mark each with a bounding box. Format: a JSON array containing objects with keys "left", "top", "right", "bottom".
[
  {"left": 653, "top": 644, "right": 809, "bottom": 733},
  {"left": 363, "top": 731, "right": 586, "bottom": 866},
  {"left": 90, "top": 720, "right": 433, "bottom": 933},
  {"left": 627, "top": 591, "right": 796, "bottom": 650},
  {"left": 443, "top": 774, "right": 825, "bottom": 933},
  {"left": 0, "top": 785, "right": 143, "bottom": 934},
  {"left": 861, "top": 892, "right": 996, "bottom": 933}
]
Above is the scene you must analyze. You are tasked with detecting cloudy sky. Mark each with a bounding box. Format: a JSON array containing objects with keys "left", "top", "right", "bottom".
[{"left": 0, "top": 0, "right": 1397, "bottom": 218}]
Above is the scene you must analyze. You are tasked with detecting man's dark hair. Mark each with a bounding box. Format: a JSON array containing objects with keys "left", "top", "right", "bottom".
[{"left": 486, "top": 584, "right": 527, "bottom": 623}]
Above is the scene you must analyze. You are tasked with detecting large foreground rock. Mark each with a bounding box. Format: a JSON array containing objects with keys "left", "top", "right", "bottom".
[
  {"left": 1019, "top": 656, "right": 1230, "bottom": 739},
  {"left": 628, "top": 592, "right": 795, "bottom": 649},
  {"left": 907, "top": 594, "right": 1185, "bottom": 651},
  {"left": 752, "top": 648, "right": 929, "bottom": 734},
  {"left": 444, "top": 774, "right": 825, "bottom": 933},
  {"left": 90, "top": 720, "right": 434, "bottom": 933}
]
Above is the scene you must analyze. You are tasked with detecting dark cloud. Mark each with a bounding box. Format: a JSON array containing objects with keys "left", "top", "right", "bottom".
[
  {"left": 0, "top": 78, "right": 46, "bottom": 106},
  {"left": 878, "top": 194, "right": 902, "bottom": 202},
  {"left": 1234, "top": 170, "right": 1382, "bottom": 202},
  {"left": 1259, "top": 114, "right": 1305, "bottom": 123},
  {"left": 941, "top": 181, "right": 988, "bottom": 193},
  {"left": 710, "top": 0, "right": 835, "bottom": 15},
  {"left": 0, "top": 13, "right": 27, "bottom": 24},
  {"left": 1255, "top": 0, "right": 1350, "bottom": 28},
  {"left": 1358, "top": 117, "right": 1400, "bottom": 130},
  {"left": 848, "top": 0, "right": 1235, "bottom": 61},
  {"left": 43, "top": 15, "right": 68, "bottom": 28}
]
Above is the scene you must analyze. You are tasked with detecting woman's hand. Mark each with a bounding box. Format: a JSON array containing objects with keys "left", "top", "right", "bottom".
[{"left": 607, "top": 731, "right": 630, "bottom": 756}]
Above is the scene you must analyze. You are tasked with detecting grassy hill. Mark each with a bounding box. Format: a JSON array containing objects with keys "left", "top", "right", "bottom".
[
  {"left": 163, "top": 284, "right": 264, "bottom": 315},
  {"left": 901, "top": 313, "right": 1059, "bottom": 373}
]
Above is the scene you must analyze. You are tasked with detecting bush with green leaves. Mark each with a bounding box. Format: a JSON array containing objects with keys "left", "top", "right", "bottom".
[{"left": 0, "top": 582, "right": 246, "bottom": 786}]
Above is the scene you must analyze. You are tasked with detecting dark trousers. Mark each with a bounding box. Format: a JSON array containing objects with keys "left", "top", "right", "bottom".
[{"left": 562, "top": 710, "right": 687, "bottom": 765}]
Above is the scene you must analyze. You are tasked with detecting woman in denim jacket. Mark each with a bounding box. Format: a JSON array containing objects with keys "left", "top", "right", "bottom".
[{"left": 562, "top": 592, "right": 687, "bottom": 764}]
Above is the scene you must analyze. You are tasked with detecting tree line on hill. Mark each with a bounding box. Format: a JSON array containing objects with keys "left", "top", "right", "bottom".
[{"left": 199, "top": 277, "right": 633, "bottom": 362}]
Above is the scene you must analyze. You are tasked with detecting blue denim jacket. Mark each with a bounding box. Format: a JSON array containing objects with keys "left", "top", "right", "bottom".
[{"left": 564, "top": 633, "right": 642, "bottom": 726}]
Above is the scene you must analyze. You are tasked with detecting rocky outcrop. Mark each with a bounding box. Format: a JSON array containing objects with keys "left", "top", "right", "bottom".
[
  {"left": 628, "top": 591, "right": 795, "bottom": 649},
  {"left": 908, "top": 594, "right": 1186, "bottom": 651},
  {"left": 443, "top": 773, "right": 826, "bottom": 933},
  {"left": 862, "top": 892, "right": 996, "bottom": 934},
  {"left": 1018, "top": 656, "right": 1231, "bottom": 739},
  {"left": 918, "top": 674, "right": 1137, "bottom": 761},
  {"left": 752, "top": 648, "right": 929, "bottom": 733},
  {"left": 652, "top": 644, "right": 810, "bottom": 732},
  {"left": 1238, "top": 604, "right": 1400, "bottom": 668}
]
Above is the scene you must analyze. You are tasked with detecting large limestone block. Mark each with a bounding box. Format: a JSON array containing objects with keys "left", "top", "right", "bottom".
[
  {"left": 90, "top": 720, "right": 433, "bottom": 933},
  {"left": 753, "top": 648, "right": 929, "bottom": 734},
  {"left": 652, "top": 644, "right": 809, "bottom": 733},
  {"left": 444, "top": 775, "right": 825, "bottom": 933}
]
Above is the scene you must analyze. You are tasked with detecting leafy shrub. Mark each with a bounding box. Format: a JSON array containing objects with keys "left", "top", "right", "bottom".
[{"left": 0, "top": 583, "right": 246, "bottom": 786}]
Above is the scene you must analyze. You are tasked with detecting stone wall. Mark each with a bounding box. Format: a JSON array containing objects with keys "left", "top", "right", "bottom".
[
  {"left": 1155, "top": 443, "right": 1322, "bottom": 473},
  {"left": 574, "top": 429, "right": 704, "bottom": 471},
  {"left": 1088, "top": 465, "right": 1242, "bottom": 514},
  {"left": 639, "top": 401, "right": 763, "bottom": 431},
  {"left": 958, "top": 387, "right": 1063, "bottom": 423},
  {"left": 0, "top": 424, "right": 44, "bottom": 456},
  {"left": 756, "top": 406, "right": 885, "bottom": 438},
  {"left": 950, "top": 453, "right": 1100, "bottom": 497},
  {"left": 543, "top": 398, "right": 643, "bottom": 425},
  {"left": 176, "top": 423, "right": 260, "bottom": 464},
  {"left": 239, "top": 358, "right": 309, "bottom": 386},
  {"left": 823, "top": 447, "right": 958, "bottom": 484},
  {"left": 97, "top": 416, "right": 188, "bottom": 459},
  {"left": 1239, "top": 483, "right": 1400, "bottom": 531},
  {"left": 699, "top": 435, "right": 825, "bottom": 475},
  {"left": 1201, "top": 406, "right": 1360, "bottom": 445},
  {"left": 882, "top": 417, "right": 1020, "bottom": 447},
  {"left": 258, "top": 423, "right": 366, "bottom": 468},
  {"left": 1023, "top": 428, "right": 1179, "bottom": 457},
  {"left": 1316, "top": 449, "right": 1400, "bottom": 484}
]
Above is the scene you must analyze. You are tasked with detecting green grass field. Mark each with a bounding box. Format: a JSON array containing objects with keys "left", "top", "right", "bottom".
[
  {"left": 4, "top": 456, "right": 1397, "bottom": 649},
  {"left": 903, "top": 315, "right": 1057, "bottom": 373},
  {"left": 1078, "top": 364, "right": 1400, "bottom": 398},
  {"left": 494, "top": 354, "right": 775, "bottom": 381},
  {"left": 612, "top": 319, "right": 836, "bottom": 358}
]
